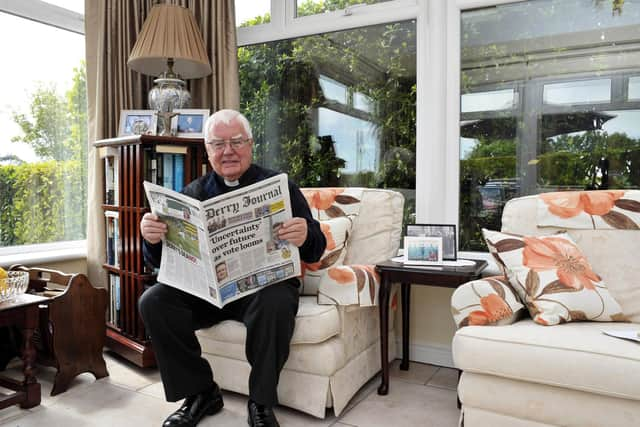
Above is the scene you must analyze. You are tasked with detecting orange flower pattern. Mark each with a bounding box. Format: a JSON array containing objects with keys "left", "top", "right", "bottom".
[
  {"left": 468, "top": 294, "right": 513, "bottom": 326},
  {"left": 327, "top": 266, "right": 356, "bottom": 284},
  {"left": 481, "top": 229, "right": 626, "bottom": 326},
  {"left": 539, "top": 190, "right": 625, "bottom": 219},
  {"left": 300, "top": 220, "right": 340, "bottom": 277},
  {"left": 302, "top": 188, "right": 344, "bottom": 211},
  {"left": 522, "top": 236, "right": 599, "bottom": 291}
]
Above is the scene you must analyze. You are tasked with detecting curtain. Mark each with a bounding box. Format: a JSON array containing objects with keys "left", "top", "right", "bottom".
[{"left": 84, "top": 0, "right": 239, "bottom": 287}]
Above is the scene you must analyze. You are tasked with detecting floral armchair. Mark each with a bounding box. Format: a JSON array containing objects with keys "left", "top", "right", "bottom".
[{"left": 451, "top": 190, "right": 640, "bottom": 427}]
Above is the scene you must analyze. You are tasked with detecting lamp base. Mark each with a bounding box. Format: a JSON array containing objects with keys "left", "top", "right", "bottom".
[{"left": 149, "top": 76, "right": 191, "bottom": 136}]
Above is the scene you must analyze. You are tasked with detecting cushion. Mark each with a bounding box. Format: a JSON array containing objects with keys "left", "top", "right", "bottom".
[
  {"left": 301, "top": 216, "right": 352, "bottom": 295},
  {"left": 318, "top": 264, "right": 380, "bottom": 306},
  {"left": 451, "top": 276, "right": 525, "bottom": 328},
  {"left": 482, "top": 229, "right": 627, "bottom": 325},
  {"left": 196, "top": 296, "right": 341, "bottom": 345}
]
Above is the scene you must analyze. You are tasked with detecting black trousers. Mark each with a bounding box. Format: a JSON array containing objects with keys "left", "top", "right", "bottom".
[{"left": 138, "top": 279, "right": 299, "bottom": 407}]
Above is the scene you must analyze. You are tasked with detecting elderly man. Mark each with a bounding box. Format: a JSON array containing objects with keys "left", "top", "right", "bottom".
[{"left": 139, "top": 109, "right": 326, "bottom": 427}]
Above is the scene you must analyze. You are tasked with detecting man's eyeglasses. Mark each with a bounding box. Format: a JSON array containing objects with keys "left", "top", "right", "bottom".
[{"left": 206, "top": 138, "right": 251, "bottom": 152}]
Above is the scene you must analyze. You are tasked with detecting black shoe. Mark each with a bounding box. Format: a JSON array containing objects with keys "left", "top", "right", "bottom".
[
  {"left": 247, "top": 399, "right": 280, "bottom": 427},
  {"left": 163, "top": 383, "right": 224, "bottom": 427}
]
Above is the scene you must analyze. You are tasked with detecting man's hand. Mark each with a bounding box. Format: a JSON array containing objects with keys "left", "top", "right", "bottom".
[
  {"left": 277, "top": 217, "right": 308, "bottom": 247},
  {"left": 140, "top": 213, "right": 167, "bottom": 244}
]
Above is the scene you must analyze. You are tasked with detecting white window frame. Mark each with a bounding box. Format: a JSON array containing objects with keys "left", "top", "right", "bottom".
[
  {"left": 444, "top": 0, "right": 524, "bottom": 261},
  {"left": 1, "top": 0, "right": 83, "bottom": 34},
  {"left": 237, "top": 0, "right": 418, "bottom": 47},
  {"left": 0, "top": 0, "right": 86, "bottom": 263}
]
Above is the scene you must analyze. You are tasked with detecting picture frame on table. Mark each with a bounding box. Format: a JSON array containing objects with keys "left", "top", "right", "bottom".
[
  {"left": 171, "top": 109, "right": 210, "bottom": 138},
  {"left": 406, "top": 223, "right": 457, "bottom": 261},
  {"left": 118, "top": 110, "right": 157, "bottom": 136},
  {"left": 403, "top": 236, "right": 443, "bottom": 265}
]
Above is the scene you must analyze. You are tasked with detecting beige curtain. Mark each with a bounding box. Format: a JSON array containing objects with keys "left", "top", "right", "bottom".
[{"left": 84, "top": 0, "right": 239, "bottom": 287}]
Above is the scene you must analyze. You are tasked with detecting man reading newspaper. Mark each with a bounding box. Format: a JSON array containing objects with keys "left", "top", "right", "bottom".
[{"left": 139, "top": 110, "right": 326, "bottom": 427}]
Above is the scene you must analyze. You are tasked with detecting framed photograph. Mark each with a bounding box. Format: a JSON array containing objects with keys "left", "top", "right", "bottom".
[
  {"left": 403, "top": 236, "right": 443, "bottom": 265},
  {"left": 172, "top": 109, "right": 210, "bottom": 137},
  {"left": 118, "top": 110, "right": 157, "bottom": 136},
  {"left": 406, "top": 223, "right": 457, "bottom": 261}
]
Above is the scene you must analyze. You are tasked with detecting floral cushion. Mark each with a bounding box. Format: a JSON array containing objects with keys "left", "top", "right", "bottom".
[
  {"left": 302, "top": 188, "right": 363, "bottom": 221},
  {"left": 451, "top": 276, "right": 525, "bottom": 328},
  {"left": 301, "top": 216, "right": 352, "bottom": 296},
  {"left": 537, "top": 190, "right": 640, "bottom": 229},
  {"left": 482, "top": 228, "right": 627, "bottom": 326},
  {"left": 318, "top": 264, "right": 380, "bottom": 306}
]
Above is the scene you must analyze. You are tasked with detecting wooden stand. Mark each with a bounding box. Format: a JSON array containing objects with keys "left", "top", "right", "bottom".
[
  {"left": 95, "top": 135, "right": 208, "bottom": 367},
  {"left": 9, "top": 265, "right": 109, "bottom": 396}
]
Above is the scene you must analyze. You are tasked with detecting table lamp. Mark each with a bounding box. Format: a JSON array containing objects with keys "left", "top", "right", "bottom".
[{"left": 128, "top": 4, "right": 212, "bottom": 135}]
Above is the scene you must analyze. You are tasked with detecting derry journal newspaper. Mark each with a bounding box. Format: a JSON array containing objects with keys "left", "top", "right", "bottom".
[{"left": 143, "top": 174, "right": 300, "bottom": 308}]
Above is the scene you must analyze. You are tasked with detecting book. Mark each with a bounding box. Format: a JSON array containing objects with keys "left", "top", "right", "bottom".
[
  {"left": 105, "top": 211, "right": 119, "bottom": 266},
  {"left": 173, "top": 154, "right": 184, "bottom": 191},
  {"left": 143, "top": 173, "right": 300, "bottom": 308},
  {"left": 162, "top": 153, "right": 174, "bottom": 190}
]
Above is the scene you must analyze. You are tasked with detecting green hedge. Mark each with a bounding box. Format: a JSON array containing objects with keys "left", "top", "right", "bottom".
[{"left": 0, "top": 160, "right": 85, "bottom": 247}]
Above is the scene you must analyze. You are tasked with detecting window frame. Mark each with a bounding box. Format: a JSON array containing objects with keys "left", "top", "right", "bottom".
[
  {"left": 0, "top": 0, "right": 86, "bottom": 262},
  {"left": 237, "top": 0, "right": 418, "bottom": 45}
]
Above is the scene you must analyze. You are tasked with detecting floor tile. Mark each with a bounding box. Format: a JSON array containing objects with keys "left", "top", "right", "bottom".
[
  {"left": 102, "top": 352, "right": 162, "bottom": 391},
  {"left": 339, "top": 380, "right": 460, "bottom": 427},
  {"left": 389, "top": 360, "right": 439, "bottom": 385},
  {"left": 427, "top": 367, "right": 459, "bottom": 390}
]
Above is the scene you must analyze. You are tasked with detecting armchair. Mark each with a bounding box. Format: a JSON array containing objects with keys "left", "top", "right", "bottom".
[{"left": 196, "top": 187, "right": 405, "bottom": 417}]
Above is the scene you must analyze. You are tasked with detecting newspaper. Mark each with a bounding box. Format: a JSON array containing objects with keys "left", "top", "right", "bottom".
[{"left": 143, "top": 174, "right": 300, "bottom": 307}]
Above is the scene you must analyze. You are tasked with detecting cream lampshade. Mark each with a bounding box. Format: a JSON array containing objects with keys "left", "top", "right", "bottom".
[{"left": 128, "top": 4, "right": 212, "bottom": 135}]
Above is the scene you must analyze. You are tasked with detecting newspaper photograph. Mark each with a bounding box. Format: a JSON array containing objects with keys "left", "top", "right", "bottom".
[{"left": 143, "top": 174, "right": 300, "bottom": 308}]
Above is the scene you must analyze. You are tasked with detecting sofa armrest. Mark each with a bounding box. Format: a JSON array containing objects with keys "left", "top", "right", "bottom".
[{"left": 451, "top": 276, "right": 526, "bottom": 329}]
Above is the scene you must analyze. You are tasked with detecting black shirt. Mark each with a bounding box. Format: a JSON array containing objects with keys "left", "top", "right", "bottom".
[{"left": 143, "top": 164, "right": 326, "bottom": 269}]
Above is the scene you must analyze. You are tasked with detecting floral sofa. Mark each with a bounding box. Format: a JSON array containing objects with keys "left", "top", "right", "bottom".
[
  {"left": 196, "top": 187, "right": 404, "bottom": 418},
  {"left": 451, "top": 190, "right": 640, "bottom": 427}
]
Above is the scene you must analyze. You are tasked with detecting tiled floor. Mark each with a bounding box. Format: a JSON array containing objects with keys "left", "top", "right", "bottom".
[{"left": 0, "top": 353, "right": 460, "bottom": 426}]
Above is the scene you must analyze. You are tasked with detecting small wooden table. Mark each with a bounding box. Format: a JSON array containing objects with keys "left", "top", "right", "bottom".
[
  {"left": 375, "top": 259, "right": 487, "bottom": 395},
  {"left": 0, "top": 293, "right": 48, "bottom": 410}
]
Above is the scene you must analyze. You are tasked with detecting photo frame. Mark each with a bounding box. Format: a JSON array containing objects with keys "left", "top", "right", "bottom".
[
  {"left": 118, "top": 110, "right": 157, "bottom": 136},
  {"left": 406, "top": 223, "right": 457, "bottom": 261},
  {"left": 403, "top": 236, "right": 443, "bottom": 265},
  {"left": 171, "top": 109, "right": 210, "bottom": 137}
]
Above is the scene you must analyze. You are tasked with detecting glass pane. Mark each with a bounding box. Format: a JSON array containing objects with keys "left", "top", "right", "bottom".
[
  {"left": 543, "top": 79, "right": 611, "bottom": 105},
  {"left": 319, "top": 75, "right": 347, "bottom": 104},
  {"left": 0, "top": 12, "right": 87, "bottom": 247},
  {"left": 459, "top": 0, "right": 640, "bottom": 252},
  {"left": 296, "top": 0, "right": 393, "bottom": 18},
  {"left": 236, "top": 0, "right": 270, "bottom": 27},
  {"left": 629, "top": 76, "right": 640, "bottom": 101},
  {"left": 239, "top": 20, "right": 416, "bottom": 220},
  {"left": 461, "top": 89, "right": 516, "bottom": 113}
]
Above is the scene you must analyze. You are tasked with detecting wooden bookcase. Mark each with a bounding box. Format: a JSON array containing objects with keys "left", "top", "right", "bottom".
[{"left": 94, "top": 135, "right": 208, "bottom": 367}]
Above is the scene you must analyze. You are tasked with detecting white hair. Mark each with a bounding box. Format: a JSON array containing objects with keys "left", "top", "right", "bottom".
[{"left": 204, "top": 109, "right": 253, "bottom": 141}]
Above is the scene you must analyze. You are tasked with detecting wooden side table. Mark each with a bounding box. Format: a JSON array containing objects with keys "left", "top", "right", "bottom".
[
  {"left": 0, "top": 293, "right": 49, "bottom": 410},
  {"left": 375, "top": 259, "right": 487, "bottom": 395}
]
